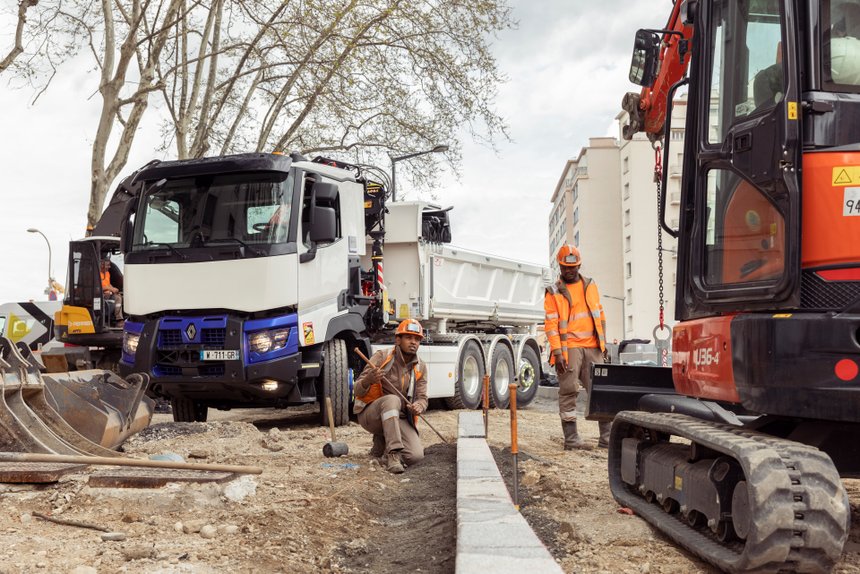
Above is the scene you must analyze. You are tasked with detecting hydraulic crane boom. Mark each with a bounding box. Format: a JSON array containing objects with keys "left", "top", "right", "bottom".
[{"left": 621, "top": 0, "right": 693, "bottom": 142}]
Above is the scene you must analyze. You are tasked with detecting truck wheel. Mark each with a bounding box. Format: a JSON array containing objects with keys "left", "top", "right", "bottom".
[
  {"left": 489, "top": 345, "right": 514, "bottom": 408},
  {"left": 445, "top": 341, "right": 484, "bottom": 410},
  {"left": 319, "top": 338, "right": 349, "bottom": 427},
  {"left": 516, "top": 345, "right": 541, "bottom": 407},
  {"left": 171, "top": 398, "right": 208, "bottom": 422}
]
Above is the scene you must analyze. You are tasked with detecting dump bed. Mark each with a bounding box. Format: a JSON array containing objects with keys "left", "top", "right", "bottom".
[{"left": 374, "top": 202, "right": 549, "bottom": 327}]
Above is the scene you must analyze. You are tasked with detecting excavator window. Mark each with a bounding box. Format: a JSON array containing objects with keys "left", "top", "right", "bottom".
[
  {"left": 707, "top": 0, "right": 784, "bottom": 145},
  {"left": 823, "top": 0, "right": 860, "bottom": 89}
]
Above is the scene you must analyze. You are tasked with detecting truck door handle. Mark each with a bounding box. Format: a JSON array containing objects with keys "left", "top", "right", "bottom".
[{"left": 734, "top": 133, "right": 752, "bottom": 152}]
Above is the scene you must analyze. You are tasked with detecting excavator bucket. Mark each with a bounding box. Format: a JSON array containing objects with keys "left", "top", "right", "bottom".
[{"left": 0, "top": 337, "right": 154, "bottom": 456}]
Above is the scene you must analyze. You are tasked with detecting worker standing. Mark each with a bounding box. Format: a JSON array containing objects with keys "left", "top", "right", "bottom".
[
  {"left": 545, "top": 245, "right": 611, "bottom": 449},
  {"left": 354, "top": 319, "right": 428, "bottom": 474}
]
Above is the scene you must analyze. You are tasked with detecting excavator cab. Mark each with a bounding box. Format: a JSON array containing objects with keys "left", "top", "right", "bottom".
[{"left": 54, "top": 237, "right": 124, "bottom": 350}]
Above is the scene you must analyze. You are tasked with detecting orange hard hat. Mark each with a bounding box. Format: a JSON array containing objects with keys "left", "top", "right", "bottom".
[
  {"left": 557, "top": 244, "right": 582, "bottom": 267},
  {"left": 395, "top": 319, "right": 424, "bottom": 337}
]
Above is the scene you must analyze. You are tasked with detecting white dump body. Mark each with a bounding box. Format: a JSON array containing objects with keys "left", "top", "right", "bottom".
[{"left": 370, "top": 202, "right": 550, "bottom": 329}]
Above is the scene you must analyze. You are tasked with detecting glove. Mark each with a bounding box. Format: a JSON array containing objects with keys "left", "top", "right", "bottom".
[{"left": 554, "top": 356, "right": 568, "bottom": 376}]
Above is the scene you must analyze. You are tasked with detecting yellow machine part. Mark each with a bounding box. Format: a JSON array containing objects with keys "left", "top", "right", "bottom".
[{"left": 55, "top": 306, "right": 96, "bottom": 336}]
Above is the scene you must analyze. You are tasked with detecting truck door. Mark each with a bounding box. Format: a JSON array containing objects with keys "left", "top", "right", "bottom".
[
  {"left": 296, "top": 172, "right": 349, "bottom": 345},
  {"left": 677, "top": 0, "right": 802, "bottom": 319}
]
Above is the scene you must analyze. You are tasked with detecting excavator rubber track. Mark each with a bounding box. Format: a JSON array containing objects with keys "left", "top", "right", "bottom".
[{"left": 609, "top": 411, "right": 849, "bottom": 574}]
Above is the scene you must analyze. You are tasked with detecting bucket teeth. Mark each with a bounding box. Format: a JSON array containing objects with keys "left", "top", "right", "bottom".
[{"left": 0, "top": 337, "right": 153, "bottom": 456}]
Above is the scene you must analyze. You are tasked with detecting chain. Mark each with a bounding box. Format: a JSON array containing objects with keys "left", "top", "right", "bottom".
[{"left": 654, "top": 144, "right": 665, "bottom": 330}]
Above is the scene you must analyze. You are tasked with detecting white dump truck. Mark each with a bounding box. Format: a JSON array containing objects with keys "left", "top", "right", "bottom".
[{"left": 111, "top": 153, "right": 548, "bottom": 423}]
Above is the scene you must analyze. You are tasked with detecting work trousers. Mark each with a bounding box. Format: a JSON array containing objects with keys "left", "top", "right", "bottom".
[
  {"left": 357, "top": 395, "right": 424, "bottom": 465},
  {"left": 558, "top": 347, "right": 603, "bottom": 422}
]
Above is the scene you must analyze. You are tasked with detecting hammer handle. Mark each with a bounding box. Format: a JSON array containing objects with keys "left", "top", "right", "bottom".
[
  {"left": 354, "top": 347, "right": 449, "bottom": 444},
  {"left": 325, "top": 396, "right": 337, "bottom": 442}
]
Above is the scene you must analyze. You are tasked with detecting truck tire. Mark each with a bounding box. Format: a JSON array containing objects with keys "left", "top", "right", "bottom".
[
  {"left": 171, "top": 398, "right": 208, "bottom": 422},
  {"left": 445, "top": 340, "right": 484, "bottom": 410},
  {"left": 319, "top": 338, "right": 350, "bottom": 427},
  {"left": 489, "top": 344, "right": 514, "bottom": 409},
  {"left": 516, "top": 345, "right": 541, "bottom": 407}
]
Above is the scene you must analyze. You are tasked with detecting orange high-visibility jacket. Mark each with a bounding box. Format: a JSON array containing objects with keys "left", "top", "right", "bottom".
[
  {"left": 544, "top": 276, "right": 606, "bottom": 364},
  {"left": 353, "top": 348, "right": 427, "bottom": 414}
]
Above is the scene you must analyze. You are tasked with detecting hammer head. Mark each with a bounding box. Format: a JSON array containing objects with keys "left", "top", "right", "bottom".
[{"left": 323, "top": 441, "right": 349, "bottom": 457}]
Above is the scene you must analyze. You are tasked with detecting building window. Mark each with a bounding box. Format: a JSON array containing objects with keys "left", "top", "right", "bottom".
[
  {"left": 623, "top": 157, "right": 629, "bottom": 173},
  {"left": 626, "top": 288, "right": 632, "bottom": 303},
  {"left": 573, "top": 207, "right": 579, "bottom": 225},
  {"left": 624, "top": 209, "right": 631, "bottom": 226},
  {"left": 628, "top": 314, "right": 633, "bottom": 332},
  {"left": 671, "top": 129, "right": 684, "bottom": 141},
  {"left": 626, "top": 262, "right": 632, "bottom": 278},
  {"left": 574, "top": 231, "right": 580, "bottom": 247},
  {"left": 623, "top": 182, "right": 630, "bottom": 200},
  {"left": 625, "top": 235, "right": 631, "bottom": 252},
  {"left": 573, "top": 183, "right": 579, "bottom": 203}
]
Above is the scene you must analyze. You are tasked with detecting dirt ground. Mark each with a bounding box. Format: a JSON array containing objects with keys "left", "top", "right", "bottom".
[{"left": 1, "top": 396, "right": 860, "bottom": 574}]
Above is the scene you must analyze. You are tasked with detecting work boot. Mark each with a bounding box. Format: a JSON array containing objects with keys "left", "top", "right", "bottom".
[
  {"left": 562, "top": 421, "right": 593, "bottom": 451},
  {"left": 369, "top": 434, "right": 385, "bottom": 458},
  {"left": 598, "top": 421, "right": 612, "bottom": 449},
  {"left": 386, "top": 450, "right": 405, "bottom": 474}
]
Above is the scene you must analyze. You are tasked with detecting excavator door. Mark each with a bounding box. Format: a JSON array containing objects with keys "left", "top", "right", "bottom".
[
  {"left": 61, "top": 240, "right": 108, "bottom": 335},
  {"left": 677, "top": 0, "right": 802, "bottom": 319}
]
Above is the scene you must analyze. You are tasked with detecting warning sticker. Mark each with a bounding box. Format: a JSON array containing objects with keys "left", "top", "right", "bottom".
[
  {"left": 302, "top": 322, "right": 315, "bottom": 345},
  {"left": 832, "top": 166, "right": 860, "bottom": 186}
]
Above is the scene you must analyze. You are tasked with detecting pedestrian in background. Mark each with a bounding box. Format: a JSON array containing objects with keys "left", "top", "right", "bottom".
[{"left": 544, "top": 245, "right": 611, "bottom": 449}]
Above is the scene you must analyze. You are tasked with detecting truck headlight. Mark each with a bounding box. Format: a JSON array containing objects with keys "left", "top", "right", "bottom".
[
  {"left": 123, "top": 332, "right": 140, "bottom": 356},
  {"left": 248, "top": 328, "right": 290, "bottom": 355}
]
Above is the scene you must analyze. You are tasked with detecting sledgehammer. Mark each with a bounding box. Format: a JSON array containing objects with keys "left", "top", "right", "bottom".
[{"left": 323, "top": 396, "right": 349, "bottom": 457}]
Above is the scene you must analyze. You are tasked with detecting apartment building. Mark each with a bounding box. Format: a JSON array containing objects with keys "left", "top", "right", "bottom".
[
  {"left": 548, "top": 99, "right": 687, "bottom": 342},
  {"left": 548, "top": 137, "right": 624, "bottom": 341},
  {"left": 616, "top": 99, "right": 684, "bottom": 340}
]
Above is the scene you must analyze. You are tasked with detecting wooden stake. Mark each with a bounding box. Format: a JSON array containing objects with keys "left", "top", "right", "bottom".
[{"left": 509, "top": 383, "right": 519, "bottom": 510}]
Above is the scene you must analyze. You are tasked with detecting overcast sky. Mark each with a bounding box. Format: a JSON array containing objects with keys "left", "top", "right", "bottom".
[{"left": 0, "top": 0, "right": 667, "bottom": 302}]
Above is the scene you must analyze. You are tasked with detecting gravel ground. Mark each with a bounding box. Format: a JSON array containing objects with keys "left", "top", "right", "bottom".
[{"left": 0, "top": 396, "right": 858, "bottom": 573}]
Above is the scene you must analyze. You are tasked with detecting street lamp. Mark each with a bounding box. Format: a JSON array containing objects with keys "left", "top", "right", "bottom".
[
  {"left": 27, "top": 228, "right": 53, "bottom": 295},
  {"left": 603, "top": 294, "right": 626, "bottom": 340},
  {"left": 390, "top": 144, "right": 449, "bottom": 202}
]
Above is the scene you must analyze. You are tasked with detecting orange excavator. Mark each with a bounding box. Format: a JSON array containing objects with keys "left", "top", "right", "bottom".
[{"left": 589, "top": 0, "right": 860, "bottom": 571}]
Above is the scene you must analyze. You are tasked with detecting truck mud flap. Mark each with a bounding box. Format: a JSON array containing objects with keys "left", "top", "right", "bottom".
[{"left": 587, "top": 363, "right": 675, "bottom": 422}]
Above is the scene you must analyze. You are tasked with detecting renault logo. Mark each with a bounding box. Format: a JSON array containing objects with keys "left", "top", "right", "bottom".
[{"left": 185, "top": 323, "right": 197, "bottom": 341}]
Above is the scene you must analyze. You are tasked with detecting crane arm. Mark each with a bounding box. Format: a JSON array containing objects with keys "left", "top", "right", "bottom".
[{"left": 621, "top": 1, "right": 694, "bottom": 141}]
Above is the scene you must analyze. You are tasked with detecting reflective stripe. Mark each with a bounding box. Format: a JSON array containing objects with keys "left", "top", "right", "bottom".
[
  {"left": 381, "top": 409, "right": 400, "bottom": 421},
  {"left": 552, "top": 348, "right": 563, "bottom": 356},
  {"left": 546, "top": 312, "right": 559, "bottom": 319},
  {"left": 559, "top": 320, "right": 569, "bottom": 329},
  {"left": 591, "top": 310, "right": 601, "bottom": 318},
  {"left": 560, "top": 410, "right": 578, "bottom": 420},
  {"left": 559, "top": 334, "right": 568, "bottom": 341},
  {"left": 546, "top": 330, "right": 559, "bottom": 337},
  {"left": 571, "top": 311, "right": 591, "bottom": 320},
  {"left": 571, "top": 330, "right": 595, "bottom": 338}
]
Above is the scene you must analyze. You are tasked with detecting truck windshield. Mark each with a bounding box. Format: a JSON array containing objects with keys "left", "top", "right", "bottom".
[
  {"left": 132, "top": 171, "right": 294, "bottom": 253},
  {"left": 822, "top": 0, "right": 860, "bottom": 91}
]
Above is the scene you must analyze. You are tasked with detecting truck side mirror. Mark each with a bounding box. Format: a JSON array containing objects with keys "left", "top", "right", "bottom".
[
  {"left": 120, "top": 218, "right": 134, "bottom": 253},
  {"left": 300, "top": 181, "right": 339, "bottom": 262},
  {"left": 309, "top": 182, "right": 338, "bottom": 243},
  {"left": 629, "top": 29, "right": 661, "bottom": 86}
]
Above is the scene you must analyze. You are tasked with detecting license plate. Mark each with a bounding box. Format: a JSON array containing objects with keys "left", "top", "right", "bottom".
[{"left": 200, "top": 350, "right": 239, "bottom": 361}]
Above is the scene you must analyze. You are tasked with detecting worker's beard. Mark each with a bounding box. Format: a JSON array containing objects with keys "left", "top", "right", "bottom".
[{"left": 561, "top": 271, "right": 580, "bottom": 284}]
